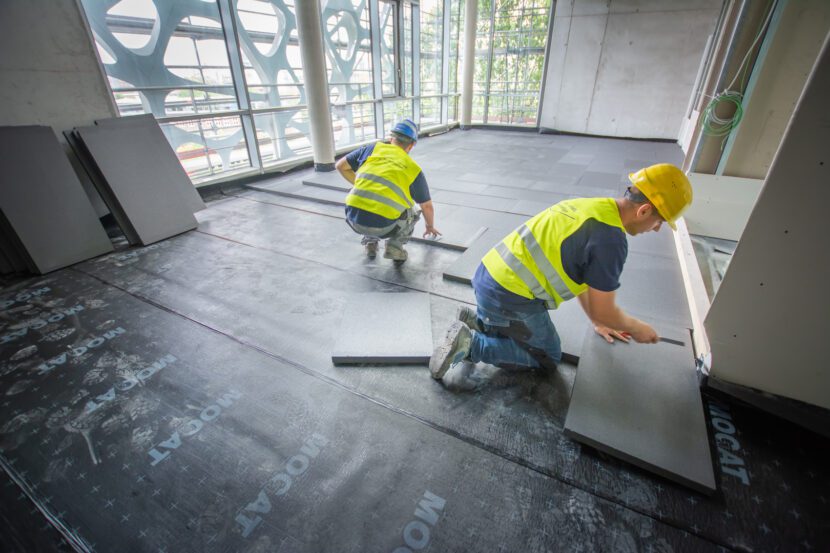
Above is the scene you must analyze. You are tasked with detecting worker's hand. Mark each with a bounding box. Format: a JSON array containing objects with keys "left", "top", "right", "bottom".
[
  {"left": 593, "top": 325, "right": 631, "bottom": 344},
  {"left": 423, "top": 225, "right": 442, "bottom": 239},
  {"left": 629, "top": 321, "right": 659, "bottom": 344}
]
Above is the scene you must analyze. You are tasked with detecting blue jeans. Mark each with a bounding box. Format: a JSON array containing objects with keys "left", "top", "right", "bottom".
[{"left": 469, "top": 291, "right": 562, "bottom": 369}]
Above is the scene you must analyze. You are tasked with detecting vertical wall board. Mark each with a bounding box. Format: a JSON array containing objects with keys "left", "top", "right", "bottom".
[
  {"left": 685, "top": 173, "right": 764, "bottom": 241},
  {"left": 720, "top": 0, "right": 830, "bottom": 179},
  {"left": 705, "top": 33, "right": 830, "bottom": 410},
  {"left": 94, "top": 115, "right": 206, "bottom": 213},
  {"left": 0, "top": 126, "right": 113, "bottom": 273},
  {"left": 75, "top": 125, "right": 198, "bottom": 246}
]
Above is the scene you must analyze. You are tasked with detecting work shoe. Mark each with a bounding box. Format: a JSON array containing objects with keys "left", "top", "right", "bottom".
[
  {"left": 383, "top": 243, "right": 408, "bottom": 264},
  {"left": 429, "top": 321, "right": 472, "bottom": 380},
  {"left": 455, "top": 305, "right": 482, "bottom": 332},
  {"left": 364, "top": 242, "right": 378, "bottom": 259}
]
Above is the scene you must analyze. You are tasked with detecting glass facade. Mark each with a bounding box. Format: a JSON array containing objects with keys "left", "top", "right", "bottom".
[
  {"left": 419, "top": 0, "right": 444, "bottom": 128},
  {"left": 472, "top": 0, "right": 551, "bottom": 126},
  {"left": 322, "top": 0, "right": 377, "bottom": 148},
  {"left": 79, "top": 0, "right": 545, "bottom": 185}
]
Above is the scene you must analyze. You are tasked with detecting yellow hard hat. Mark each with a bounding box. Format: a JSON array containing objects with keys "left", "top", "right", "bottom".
[{"left": 628, "top": 163, "right": 693, "bottom": 230}]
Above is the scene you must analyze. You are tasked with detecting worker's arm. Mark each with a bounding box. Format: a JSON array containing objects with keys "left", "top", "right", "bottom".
[
  {"left": 579, "top": 288, "right": 658, "bottom": 344},
  {"left": 335, "top": 156, "right": 356, "bottom": 185},
  {"left": 418, "top": 200, "right": 441, "bottom": 238},
  {"left": 577, "top": 293, "right": 627, "bottom": 343}
]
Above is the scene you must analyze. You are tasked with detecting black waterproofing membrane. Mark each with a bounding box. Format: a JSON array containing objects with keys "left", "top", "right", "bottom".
[{"left": 1, "top": 131, "right": 828, "bottom": 552}]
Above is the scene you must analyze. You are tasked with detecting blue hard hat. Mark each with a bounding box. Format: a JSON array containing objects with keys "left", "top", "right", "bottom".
[{"left": 391, "top": 119, "right": 418, "bottom": 142}]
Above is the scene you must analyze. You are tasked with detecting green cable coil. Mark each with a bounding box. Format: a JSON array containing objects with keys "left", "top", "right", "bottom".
[{"left": 702, "top": 91, "right": 744, "bottom": 137}]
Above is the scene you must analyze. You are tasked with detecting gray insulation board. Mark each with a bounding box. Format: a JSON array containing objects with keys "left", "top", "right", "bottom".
[
  {"left": 75, "top": 125, "right": 198, "bottom": 246},
  {"left": 64, "top": 129, "right": 141, "bottom": 245},
  {"left": 0, "top": 210, "right": 33, "bottom": 273},
  {"left": 94, "top": 115, "right": 206, "bottom": 213},
  {"left": 301, "top": 169, "right": 349, "bottom": 191},
  {"left": 553, "top": 299, "right": 590, "bottom": 366},
  {"left": 565, "top": 325, "right": 716, "bottom": 493},
  {"left": 331, "top": 292, "right": 433, "bottom": 364},
  {"left": 0, "top": 238, "right": 13, "bottom": 274},
  {"left": 0, "top": 126, "right": 113, "bottom": 273},
  {"left": 442, "top": 229, "right": 500, "bottom": 285}
]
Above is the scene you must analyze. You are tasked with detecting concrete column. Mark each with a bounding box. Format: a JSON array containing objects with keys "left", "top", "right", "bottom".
[
  {"left": 459, "top": 0, "right": 478, "bottom": 129},
  {"left": 295, "top": 0, "right": 335, "bottom": 171}
]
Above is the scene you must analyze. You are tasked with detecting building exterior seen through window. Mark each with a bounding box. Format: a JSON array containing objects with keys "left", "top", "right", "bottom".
[
  {"left": 80, "top": 0, "right": 550, "bottom": 185},
  {"left": 473, "top": 0, "right": 551, "bottom": 126}
]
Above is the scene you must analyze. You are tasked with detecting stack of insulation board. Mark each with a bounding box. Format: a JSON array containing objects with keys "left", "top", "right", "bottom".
[
  {"left": 66, "top": 114, "right": 203, "bottom": 247},
  {"left": 0, "top": 126, "right": 113, "bottom": 275}
]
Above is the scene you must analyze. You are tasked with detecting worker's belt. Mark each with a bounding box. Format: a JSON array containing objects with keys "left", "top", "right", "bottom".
[{"left": 346, "top": 209, "right": 419, "bottom": 238}]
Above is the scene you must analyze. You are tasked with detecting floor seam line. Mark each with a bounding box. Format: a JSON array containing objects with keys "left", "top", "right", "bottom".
[{"left": 192, "top": 227, "right": 474, "bottom": 306}]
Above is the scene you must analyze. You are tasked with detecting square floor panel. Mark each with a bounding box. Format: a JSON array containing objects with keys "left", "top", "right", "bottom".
[{"left": 331, "top": 292, "right": 433, "bottom": 364}]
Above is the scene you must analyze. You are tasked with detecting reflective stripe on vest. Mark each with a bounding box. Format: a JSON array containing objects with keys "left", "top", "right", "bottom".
[
  {"left": 482, "top": 197, "right": 626, "bottom": 310},
  {"left": 345, "top": 142, "right": 421, "bottom": 220},
  {"left": 494, "top": 241, "right": 557, "bottom": 306},
  {"left": 354, "top": 172, "right": 414, "bottom": 208},
  {"left": 514, "top": 224, "right": 575, "bottom": 302},
  {"left": 347, "top": 187, "right": 405, "bottom": 212}
]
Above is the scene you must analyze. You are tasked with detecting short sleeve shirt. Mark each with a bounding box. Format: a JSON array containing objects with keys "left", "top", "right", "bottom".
[{"left": 344, "top": 143, "right": 430, "bottom": 227}]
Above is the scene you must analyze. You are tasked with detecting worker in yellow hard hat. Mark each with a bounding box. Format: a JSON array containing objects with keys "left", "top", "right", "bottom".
[{"left": 429, "top": 163, "right": 693, "bottom": 380}]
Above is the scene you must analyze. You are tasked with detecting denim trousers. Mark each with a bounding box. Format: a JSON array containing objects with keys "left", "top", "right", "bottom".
[
  {"left": 469, "top": 290, "right": 562, "bottom": 369},
  {"left": 347, "top": 209, "right": 418, "bottom": 250}
]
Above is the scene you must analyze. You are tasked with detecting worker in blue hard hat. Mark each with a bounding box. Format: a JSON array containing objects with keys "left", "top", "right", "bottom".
[{"left": 335, "top": 118, "right": 440, "bottom": 264}]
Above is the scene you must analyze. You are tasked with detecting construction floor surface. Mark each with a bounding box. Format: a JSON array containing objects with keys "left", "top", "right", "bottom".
[{"left": 0, "top": 129, "right": 827, "bottom": 552}]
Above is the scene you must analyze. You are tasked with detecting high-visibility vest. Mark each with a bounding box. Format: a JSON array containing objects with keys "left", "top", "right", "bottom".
[
  {"left": 481, "top": 197, "right": 626, "bottom": 309},
  {"left": 345, "top": 142, "right": 422, "bottom": 220}
]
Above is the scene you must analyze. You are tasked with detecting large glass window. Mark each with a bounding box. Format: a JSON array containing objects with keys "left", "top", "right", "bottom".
[
  {"left": 471, "top": 0, "right": 551, "bottom": 126},
  {"left": 81, "top": 0, "right": 251, "bottom": 182},
  {"left": 401, "top": 2, "right": 414, "bottom": 98},
  {"left": 81, "top": 0, "right": 467, "bottom": 185},
  {"left": 378, "top": 1, "right": 399, "bottom": 97},
  {"left": 232, "top": 0, "right": 311, "bottom": 167},
  {"left": 322, "top": 0, "right": 377, "bottom": 148},
  {"left": 419, "top": 0, "right": 444, "bottom": 128}
]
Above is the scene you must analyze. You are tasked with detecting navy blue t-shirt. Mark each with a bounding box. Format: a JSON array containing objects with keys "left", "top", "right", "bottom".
[
  {"left": 472, "top": 217, "right": 628, "bottom": 313},
  {"left": 343, "top": 143, "right": 431, "bottom": 228}
]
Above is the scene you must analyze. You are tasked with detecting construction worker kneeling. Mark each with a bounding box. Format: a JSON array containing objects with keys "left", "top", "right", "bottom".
[
  {"left": 430, "top": 163, "right": 693, "bottom": 380},
  {"left": 335, "top": 119, "right": 440, "bottom": 265}
]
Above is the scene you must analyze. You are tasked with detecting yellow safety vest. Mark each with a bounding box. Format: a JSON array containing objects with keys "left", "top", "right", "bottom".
[
  {"left": 481, "top": 197, "right": 626, "bottom": 309},
  {"left": 345, "top": 142, "right": 422, "bottom": 220}
]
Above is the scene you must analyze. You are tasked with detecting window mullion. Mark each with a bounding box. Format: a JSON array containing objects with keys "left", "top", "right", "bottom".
[
  {"left": 440, "top": 0, "right": 451, "bottom": 125},
  {"left": 483, "top": 0, "right": 496, "bottom": 124},
  {"left": 217, "top": 0, "right": 262, "bottom": 170},
  {"left": 412, "top": 2, "right": 421, "bottom": 125},
  {"left": 369, "top": 0, "right": 386, "bottom": 138}
]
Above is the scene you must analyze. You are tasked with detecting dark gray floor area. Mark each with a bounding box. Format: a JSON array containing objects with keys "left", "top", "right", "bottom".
[{"left": 0, "top": 129, "right": 828, "bottom": 552}]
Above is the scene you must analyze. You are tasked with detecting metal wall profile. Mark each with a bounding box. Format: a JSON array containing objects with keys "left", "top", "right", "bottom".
[{"left": 76, "top": 0, "right": 469, "bottom": 187}]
